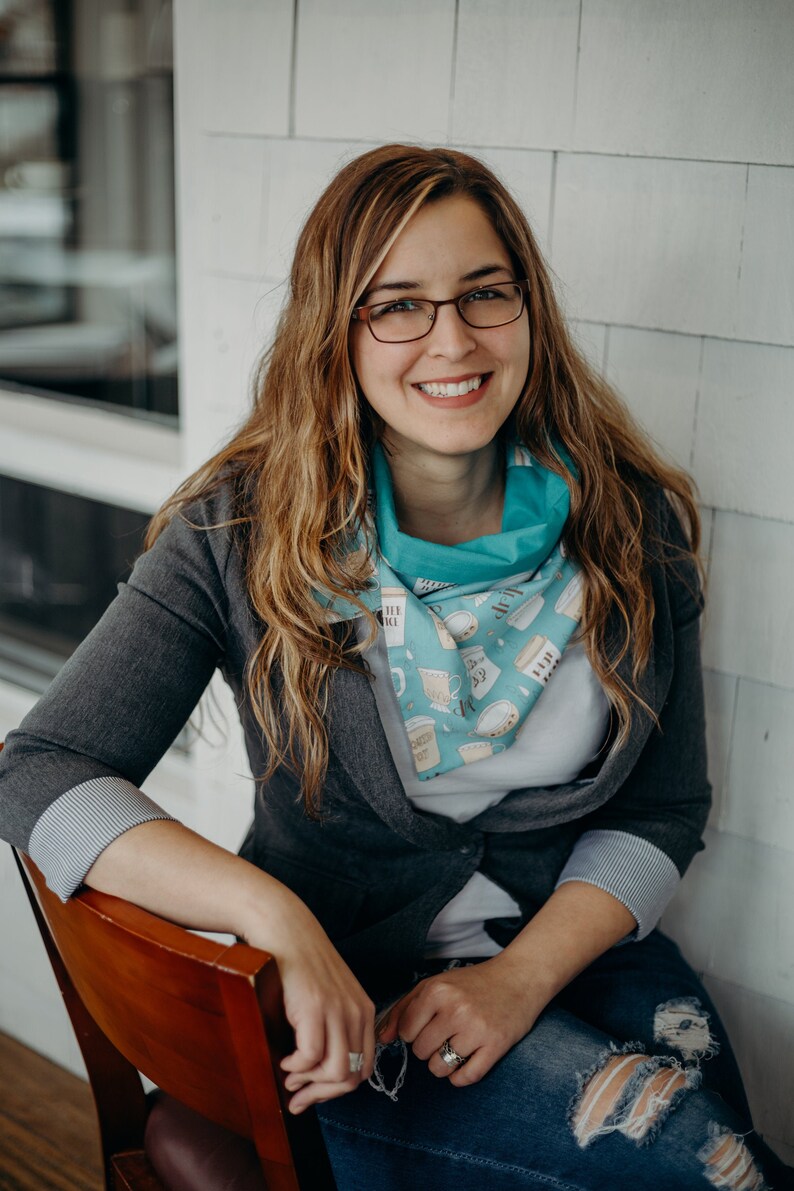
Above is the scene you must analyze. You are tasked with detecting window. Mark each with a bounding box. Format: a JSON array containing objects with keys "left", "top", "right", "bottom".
[
  {"left": 0, "top": 474, "right": 150, "bottom": 692},
  {"left": 0, "top": 0, "right": 178, "bottom": 420}
]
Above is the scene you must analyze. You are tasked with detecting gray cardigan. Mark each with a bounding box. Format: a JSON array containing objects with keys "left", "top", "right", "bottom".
[{"left": 0, "top": 477, "right": 710, "bottom": 1000}]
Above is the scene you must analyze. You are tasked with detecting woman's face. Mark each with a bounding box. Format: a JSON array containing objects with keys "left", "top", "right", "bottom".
[{"left": 350, "top": 195, "right": 530, "bottom": 464}]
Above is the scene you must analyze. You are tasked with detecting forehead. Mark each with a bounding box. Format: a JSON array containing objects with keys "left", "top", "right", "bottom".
[{"left": 372, "top": 194, "right": 512, "bottom": 282}]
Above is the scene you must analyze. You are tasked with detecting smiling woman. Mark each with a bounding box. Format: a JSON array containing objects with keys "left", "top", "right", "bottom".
[{"left": 1, "top": 144, "right": 792, "bottom": 1191}]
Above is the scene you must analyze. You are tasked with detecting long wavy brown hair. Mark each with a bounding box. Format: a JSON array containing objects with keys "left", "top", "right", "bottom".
[{"left": 148, "top": 144, "right": 700, "bottom": 814}]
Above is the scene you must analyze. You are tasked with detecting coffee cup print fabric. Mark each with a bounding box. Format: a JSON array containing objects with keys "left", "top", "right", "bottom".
[
  {"left": 406, "top": 715, "right": 441, "bottom": 772},
  {"left": 555, "top": 572, "right": 584, "bottom": 620},
  {"left": 457, "top": 741, "right": 506, "bottom": 763},
  {"left": 381, "top": 586, "right": 407, "bottom": 647},
  {"left": 514, "top": 635, "right": 563, "bottom": 685},
  {"left": 442, "top": 609, "right": 479, "bottom": 641},
  {"left": 418, "top": 667, "right": 463, "bottom": 712},
  {"left": 505, "top": 592, "right": 544, "bottom": 631},
  {"left": 460, "top": 644, "right": 501, "bottom": 700},
  {"left": 474, "top": 700, "right": 520, "bottom": 738}
]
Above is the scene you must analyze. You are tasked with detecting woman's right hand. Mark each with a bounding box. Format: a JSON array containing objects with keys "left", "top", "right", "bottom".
[
  {"left": 242, "top": 887, "right": 376, "bottom": 1114},
  {"left": 84, "top": 820, "right": 375, "bottom": 1115}
]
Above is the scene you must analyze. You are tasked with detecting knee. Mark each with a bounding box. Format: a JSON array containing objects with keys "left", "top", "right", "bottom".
[{"left": 570, "top": 1050, "right": 696, "bottom": 1148}]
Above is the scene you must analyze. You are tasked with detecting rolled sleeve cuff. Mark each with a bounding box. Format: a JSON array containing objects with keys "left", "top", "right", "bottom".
[
  {"left": 554, "top": 829, "right": 680, "bottom": 941},
  {"left": 28, "top": 776, "right": 178, "bottom": 901}
]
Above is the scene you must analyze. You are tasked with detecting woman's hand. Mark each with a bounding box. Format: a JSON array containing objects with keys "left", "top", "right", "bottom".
[
  {"left": 242, "top": 891, "right": 376, "bottom": 1114},
  {"left": 375, "top": 953, "right": 549, "bottom": 1087}
]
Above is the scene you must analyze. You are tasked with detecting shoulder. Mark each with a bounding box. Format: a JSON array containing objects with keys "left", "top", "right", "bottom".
[{"left": 131, "top": 473, "right": 245, "bottom": 604}]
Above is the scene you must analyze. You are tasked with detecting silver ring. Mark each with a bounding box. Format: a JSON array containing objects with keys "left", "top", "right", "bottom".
[
  {"left": 438, "top": 1038, "right": 468, "bottom": 1070},
  {"left": 348, "top": 1051, "right": 365, "bottom": 1074}
]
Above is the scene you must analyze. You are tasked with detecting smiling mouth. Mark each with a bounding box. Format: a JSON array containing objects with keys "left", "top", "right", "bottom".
[{"left": 415, "top": 374, "right": 487, "bottom": 398}]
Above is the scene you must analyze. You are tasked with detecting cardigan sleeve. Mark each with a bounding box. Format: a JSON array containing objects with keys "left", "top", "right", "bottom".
[
  {"left": 554, "top": 492, "right": 710, "bottom": 938},
  {"left": 0, "top": 488, "right": 234, "bottom": 897}
]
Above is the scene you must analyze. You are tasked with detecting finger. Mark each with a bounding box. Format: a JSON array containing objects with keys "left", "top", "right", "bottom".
[
  {"left": 289, "top": 1077, "right": 360, "bottom": 1115},
  {"left": 280, "top": 1015, "right": 326, "bottom": 1073},
  {"left": 426, "top": 1035, "right": 475, "bottom": 1080}
]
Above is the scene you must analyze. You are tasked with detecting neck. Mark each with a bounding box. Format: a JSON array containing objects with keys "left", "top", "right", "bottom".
[{"left": 382, "top": 438, "right": 505, "bottom": 546}]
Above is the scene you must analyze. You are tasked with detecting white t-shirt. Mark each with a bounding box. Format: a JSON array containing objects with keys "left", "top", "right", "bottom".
[{"left": 356, "top": 620, "right": 611, "bottom": 956}]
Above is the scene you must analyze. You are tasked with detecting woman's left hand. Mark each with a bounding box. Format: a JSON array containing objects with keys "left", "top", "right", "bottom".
[{"left": 375, "top": 953, "right": 550, "bottom": 1087}]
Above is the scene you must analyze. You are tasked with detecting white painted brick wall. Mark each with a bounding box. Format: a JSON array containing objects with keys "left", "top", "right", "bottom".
[{"left": 4, "top": 0, "right": 792, "bottom": 1162}]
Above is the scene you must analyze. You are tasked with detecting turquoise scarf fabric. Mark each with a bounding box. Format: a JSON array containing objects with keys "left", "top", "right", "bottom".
[{"left": 323, "top": 441, "right": 583, "bottom": 781}]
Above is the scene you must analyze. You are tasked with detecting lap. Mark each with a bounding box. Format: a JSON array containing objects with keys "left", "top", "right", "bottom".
[{"left": 317, "top": 932, "right": 790, "bottom": 1190}]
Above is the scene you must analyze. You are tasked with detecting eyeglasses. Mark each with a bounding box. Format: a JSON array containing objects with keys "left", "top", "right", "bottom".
[{"left": 351, "top": 279, "right": 530, "bottom": 344}]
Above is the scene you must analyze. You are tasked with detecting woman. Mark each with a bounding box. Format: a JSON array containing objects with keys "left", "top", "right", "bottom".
[{"left": 1, "top": 145, "right": 790, "bottom": 1189}]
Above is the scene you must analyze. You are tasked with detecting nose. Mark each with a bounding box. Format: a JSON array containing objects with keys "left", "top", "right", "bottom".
[{"left": 425, "top": 302, "right": 478, "bottom": 360}]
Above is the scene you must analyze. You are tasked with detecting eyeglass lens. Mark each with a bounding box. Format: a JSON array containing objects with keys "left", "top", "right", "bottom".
[{"left": 368, "top": 282, "right": 525, "bottom": 343}]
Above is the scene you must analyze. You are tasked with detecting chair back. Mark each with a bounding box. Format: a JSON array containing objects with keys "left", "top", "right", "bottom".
[{"left": 13, "top": 846, "right": 336, "bottom": 1191}]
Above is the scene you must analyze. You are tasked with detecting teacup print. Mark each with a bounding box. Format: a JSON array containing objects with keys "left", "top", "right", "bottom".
[
  {"left": 443, "top": 609, "right": 478, "bottom": 641},
  {"left": 406, "top": 715, "right": 441, "bottom": 773},
  {"left": 505, "top": 593, "right": 544, "bottom": 631},
  {"left": 474, "top": 699, "right": 520, "bottom": 738},
  {"left": 514, "top": 635, "right": 562, "bottom": 686},
  {"left": 381, "top": 586, "right": 407, "bottom": 647},
  {"left": 462, "top": 592, "right": 491, "bottom": 607},
  {"left": 430, "top": 611, "right": 458, "bottom": 650},
  {"left": 460, "top": 644, "right": 501, "bottom": 700},
  {"left": 554, "top": 572, "right": 584, "bottom": 621},
  {"left": 457, "top": 741, "right": 506, "bottom": 764},
  {"left": 391, "top": 667, "right": 406, "bottom": 698},
  {"left": 417, "top": 667, "right": 463, "bottom": 712}
]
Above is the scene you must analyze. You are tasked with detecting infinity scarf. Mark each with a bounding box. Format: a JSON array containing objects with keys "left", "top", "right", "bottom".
[{"left": 322, "top": 441, "right": 583, "bottom": 780}]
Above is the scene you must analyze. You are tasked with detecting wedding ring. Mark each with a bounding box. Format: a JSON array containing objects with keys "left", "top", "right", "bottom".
[
  {"left": 348, "top": 1051, "right": 365, "bottom": 1074},
  {"left": 438, "top": 1038, "right": 468, "bottom": 1070}
]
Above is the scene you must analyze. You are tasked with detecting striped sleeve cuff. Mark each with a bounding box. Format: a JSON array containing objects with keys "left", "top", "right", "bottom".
[
  {"left": 554, "top": 829, "right": 680, "bottom": 941},
  {"left": 28, "top": 777, "right": 178, "bottom": 902}
]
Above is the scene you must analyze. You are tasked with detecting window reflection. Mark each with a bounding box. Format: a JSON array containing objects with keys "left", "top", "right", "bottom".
[{"left": 0, "top": 0, "right": 178, "bottom": 419}]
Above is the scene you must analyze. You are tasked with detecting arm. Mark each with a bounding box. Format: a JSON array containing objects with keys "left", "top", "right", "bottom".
[
  {"left": 85, "top": 819, "right": 376, "bottom": 1110},
  {"left": 0, "top": 493, "right": 375, "bottom": 1110},
  {"left": 382, "top": 492, "right": 708, "bottom": 1085}
]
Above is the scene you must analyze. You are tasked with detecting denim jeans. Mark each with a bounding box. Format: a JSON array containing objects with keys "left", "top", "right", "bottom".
[{"left": 317, "top": 931, "right": 793, "bottom": 1190}]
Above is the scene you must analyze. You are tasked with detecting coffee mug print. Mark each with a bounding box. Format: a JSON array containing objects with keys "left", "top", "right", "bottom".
[
  {"left": 417, "top": 667, "right": 463, "bottom": 712},
  {"left": 474, "top": 699, "right": 521, "bottom": 737},
  {"left": 457, "top": 741, "right": 506, "bottom": 763},
  {"left": 442, "top": 609, "right": 479, "bottom": 641},
  {"left": 460, "top": 644, "right": 501, "bottom": 700}
]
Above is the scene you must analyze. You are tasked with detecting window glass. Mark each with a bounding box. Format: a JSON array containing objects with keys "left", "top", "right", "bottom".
[
  {"left": 0, "top": 474, "right": 150, "bottom": 692},
  {"left": 0, "top": 0, "right": 178, "bottom": 420}
]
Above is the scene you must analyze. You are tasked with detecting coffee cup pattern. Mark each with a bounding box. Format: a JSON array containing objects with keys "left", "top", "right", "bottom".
[
  {"left": 514, "top": 634, "right": 563, "bottom": 685},
  {"left": 406, "top": 715, "right": 441, "bottom": 772}
]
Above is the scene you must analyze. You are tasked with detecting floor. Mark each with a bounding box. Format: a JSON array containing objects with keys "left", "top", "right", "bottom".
[{"left": 0, "top": 1031, "right": 103, "bottom": 1191}]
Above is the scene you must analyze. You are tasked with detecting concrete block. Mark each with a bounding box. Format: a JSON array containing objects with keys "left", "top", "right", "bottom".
[
  {"left": 693, "top": 339, "right": 794, "bottom": 522},
  {"left": 262, "top": 138, "right": 364, "bottom": 279},
  {"left": 452, "top": 0, "right": 580, "bottom": 149},
  {"left": 737, "top": 166, "right": 794, "bottom": 347},
  {"left": 569, "top": 321, "right": 607, "bottom": 375},
  {"left": 196, "top": 0, "right": 293, "bottom": 136},
  {"left": 721, "top": 679, "right": 794, "bottom": 853},
  {"left": 663, "top": 827, "right": 794, "bottom": 1004},
  {"left": 552, "top": 155, "right": 746, "bottom": 336},
  {"left": 605, "top": 327, "right": 701, "bottom": 470},
  {"left": 702, "top": 512, "right": 794, "bottom": 689},
  {"left": 702, "top": 668, "right": 738, "bottom": 831},
  {"left": 461, "top": 146, "right": 554, "bottom": 252},
  {"left": 574, "top": 0, "right": 794, "bottom": 165},
  {"left": 702, "top": 976, "right": 794, "bottom": 1156},
  {"left": 200, "top": 136, "right": 270, "bottom": 277},
  {"left": 295, "top": 0, "right": 455, "bottom": 142}
]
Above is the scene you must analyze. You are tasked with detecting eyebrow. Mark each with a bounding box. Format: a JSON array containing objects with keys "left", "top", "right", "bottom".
[{"left": 360, "top": 263, "right": 512, "bottom": 304}]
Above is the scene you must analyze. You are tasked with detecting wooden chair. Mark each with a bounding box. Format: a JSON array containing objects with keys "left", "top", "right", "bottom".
[{"left": 12, "top": 846, "right": 337, "bottom": 1191}]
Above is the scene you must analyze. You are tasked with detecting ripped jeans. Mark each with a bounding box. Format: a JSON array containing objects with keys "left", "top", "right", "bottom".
[{"left": 316, "top": 930, "right": 794, "bottom": 1190}]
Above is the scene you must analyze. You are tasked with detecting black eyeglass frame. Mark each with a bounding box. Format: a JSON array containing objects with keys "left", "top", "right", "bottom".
[{"left": 351, "top": 278, "right": 530, "bottom": 343}]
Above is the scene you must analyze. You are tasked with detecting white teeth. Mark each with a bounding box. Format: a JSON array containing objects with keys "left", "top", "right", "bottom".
[{"left": 417, "top": 375, "right": 483, "bottom": 397}]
